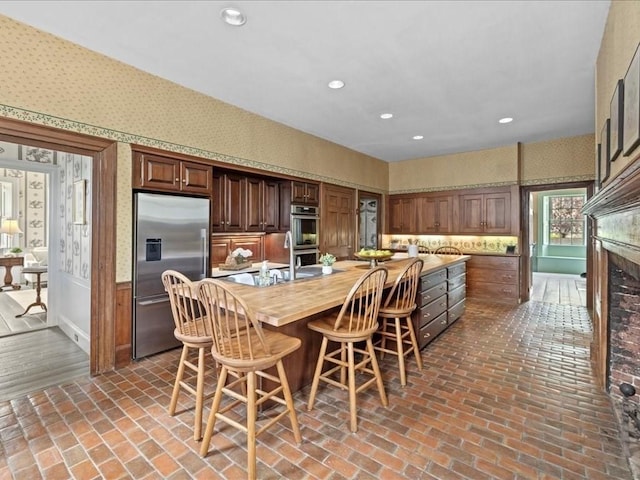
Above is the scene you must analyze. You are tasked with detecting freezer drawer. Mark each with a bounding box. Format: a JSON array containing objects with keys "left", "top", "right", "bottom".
[{"left": 133, "top": 294, "right": 181, "bottom": 359}]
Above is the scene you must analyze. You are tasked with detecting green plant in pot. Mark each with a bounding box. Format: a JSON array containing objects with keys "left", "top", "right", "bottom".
[
  {"left": 9, "top": 247, "right": 22, "bottom": 256},
  {"left": 319, "top": 253, "right": 336, "bottom": 274}
]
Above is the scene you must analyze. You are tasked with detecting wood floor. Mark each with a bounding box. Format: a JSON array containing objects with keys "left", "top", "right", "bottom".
[
  {"left": 531, "top": 272, "right": 587, "bottom": 306},
  {"left": 0, "top": 286, "right": 47, "bottom": 337},
  {"left": 0, "top": 327, "right": 89, "bottom": 402}
]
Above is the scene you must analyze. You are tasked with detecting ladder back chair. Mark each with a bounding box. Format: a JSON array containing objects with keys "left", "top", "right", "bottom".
[
  {"left": 307, "top": 266, "right": 389, "bottom": 433},
  {"left": 434, "top": 245, "right": 463, "bottom": 255},
  {"left": 162, "top": 270, "right": 213, "bottom": 441},
  {"left": 197, "top": 279, "right": 302, "bottom": 480},
  {"left": 375, "top": 258, "right": 424, "bottom": 386}
]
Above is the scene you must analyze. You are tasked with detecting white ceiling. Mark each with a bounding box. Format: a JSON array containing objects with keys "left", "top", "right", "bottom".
[{"left": 0, "top": 1, "right": 610, "bottom": 162}]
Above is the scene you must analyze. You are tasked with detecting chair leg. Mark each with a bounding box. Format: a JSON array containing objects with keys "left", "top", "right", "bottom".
[
  {"left": 276, "top": 360, "right": 302, "bottom": 443},
  {"left": 247, "top": 371, "right": 257, "bottom": 480},
  {"left": 193, "top": 346, "right": 206, "bottom": 441},
  {"left": 340, "top": 343, "right": 347, "bottom": 386},
  {"left": 379, "top": 318, "right": 389, "bottom": 359},
  {"left": 366, "top": 338, "right": 388, "bottom": 407},
  {"left": 308, "top": 336, "right": 328, "bottom": 411},
  {"left": 405, "top": 315, "right": 423, "bottom": 371},
  {"left": 347, "top": 341, "right": 358, "bottom": 433},
  {"left": 169, "top": 345, "right": 189, "bottom": 416},
  {"left": 394, "top": 317, "right": 407, "bottom": 386},
  {"left": 200, "top": 366, "right": 227, "bottom": 457}
]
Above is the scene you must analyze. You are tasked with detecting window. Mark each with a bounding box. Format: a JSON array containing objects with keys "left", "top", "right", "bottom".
[{"left": 547, "top": 194, "right": 585, "bottom": 245}]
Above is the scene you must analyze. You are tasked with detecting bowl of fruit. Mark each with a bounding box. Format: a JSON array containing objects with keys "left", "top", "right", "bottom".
[{"left": 354, "top": 248, "right": 394, "bottom": 268}]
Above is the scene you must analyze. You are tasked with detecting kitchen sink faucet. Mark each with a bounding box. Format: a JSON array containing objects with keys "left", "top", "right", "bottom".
[{"left": 284, "top": 231, "right": 296, "bottom": 281}]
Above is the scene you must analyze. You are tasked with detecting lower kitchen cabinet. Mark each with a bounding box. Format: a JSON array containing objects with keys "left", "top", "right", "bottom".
[
  {"left": 413, "top": 260, "right": 467, "bottom": 349},
  {"left": 466, "top": 254, "right": 520, "bottom": 304}
]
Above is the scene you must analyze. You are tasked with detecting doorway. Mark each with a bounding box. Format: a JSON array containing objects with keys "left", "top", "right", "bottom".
[
  {"left": 358, "top": 190, "right": 382, "bottom": 250},
  {"left": 520, "top": 181, "right": 594, "bottom": 307}
]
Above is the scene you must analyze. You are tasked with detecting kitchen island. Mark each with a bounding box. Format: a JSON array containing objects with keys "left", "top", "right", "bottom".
[{"left": 209, "top": 254, "right": 469, "bottom": 392}]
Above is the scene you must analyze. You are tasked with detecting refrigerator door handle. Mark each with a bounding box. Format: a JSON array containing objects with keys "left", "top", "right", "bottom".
[
  {"left": 201, "top": 228, "right": 208, "bottom": 277},
  {"left": 139, "top": 297, "right": 170, "bottom": 306}
]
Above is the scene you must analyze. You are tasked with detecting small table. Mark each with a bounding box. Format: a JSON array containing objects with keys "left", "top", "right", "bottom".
[
  {"left": 0, "top": 256, "right": 24, "bottom": 291},
  {"left": 16, "top": 266, "right": 47, "bottom": 318}
]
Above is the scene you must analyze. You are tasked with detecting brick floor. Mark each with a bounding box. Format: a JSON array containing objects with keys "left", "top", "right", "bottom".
[{"left": 0, "top": 299, "right": 634, "bottom": 479}]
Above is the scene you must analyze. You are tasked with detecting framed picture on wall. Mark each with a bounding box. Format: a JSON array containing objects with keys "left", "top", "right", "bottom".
[
  {"left": 610, "top": 79, "right": 624, "bottom": 162},
  {"left": 601, "top": 119, "right": 610, "bottom": 185},
  {"left": 623, "top": 42, "right": 640, "bottom": 156},
  {"left": 73, "top": 179, "right": 86, "bottom": 225}
]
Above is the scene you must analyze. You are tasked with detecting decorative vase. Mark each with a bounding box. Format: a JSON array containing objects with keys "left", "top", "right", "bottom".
[{"left": 322, "top": 265, "right": 333, "bottom": 275}]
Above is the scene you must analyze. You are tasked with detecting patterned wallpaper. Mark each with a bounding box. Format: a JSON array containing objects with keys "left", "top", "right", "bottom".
[
  {"left": 596, "top": 1, "right": 640, "bottom": 187},
  {"left": 0, "top": 139, "right": 91, "bottom": 282}
]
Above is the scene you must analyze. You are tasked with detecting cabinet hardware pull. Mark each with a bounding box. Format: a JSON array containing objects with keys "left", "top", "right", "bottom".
[
  {"left": 423, "top": 333, "right": 431, "bottom": 338},
  {"left": 441, "top": 320, "right": 447, "bottom": 325},
  {"left": 423, "top": 313, "right": 430, "bottom": 318}
]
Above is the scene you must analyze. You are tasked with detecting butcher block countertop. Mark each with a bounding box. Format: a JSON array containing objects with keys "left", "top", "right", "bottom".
[{"left": 207, "top": 254, "right": 469, "bottom": 328}]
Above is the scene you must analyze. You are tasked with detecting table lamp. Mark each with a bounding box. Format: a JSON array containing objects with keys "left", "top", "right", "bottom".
[{"left": 0, "top": 219, "right": 23, "bottom": 255}]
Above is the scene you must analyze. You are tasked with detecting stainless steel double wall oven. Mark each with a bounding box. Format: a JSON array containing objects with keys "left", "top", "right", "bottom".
[{"left": 290, "top": 205, "right": 319, "bottom": 266}]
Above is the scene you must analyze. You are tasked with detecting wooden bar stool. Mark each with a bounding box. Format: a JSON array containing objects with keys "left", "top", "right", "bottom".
[
  {"left": 197, "top": 279, "right": 302, "bottom": 480},
  {"left": 374, "top": 258, "right": 424, "bottom": 386},
  {"left": 307, "top": 266, "right": 388, "bottom": 433},
  {"left": 162, "top": 270, "right": 213, "bottom": 441}
]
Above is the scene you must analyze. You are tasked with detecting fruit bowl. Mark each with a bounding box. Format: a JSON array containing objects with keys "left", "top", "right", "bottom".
[{"left": 354, "top": 251, "right": 394, "bottom": 268}]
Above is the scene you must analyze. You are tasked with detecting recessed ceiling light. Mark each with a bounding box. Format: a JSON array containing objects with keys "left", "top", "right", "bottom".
[
  {"left": 328, "top": 80, "right": 345, "bottom": 89},
  {"left": 499, "top": 117, "right": 513, "bottom": 124},
  {"left": 413, "top": 135, "right": 424, "bottom": 140},
  {"left": 221, "top": 7, "right": 247, "bottom": 26},
  {"left": 380, "top": 113, "right": 393, "bottom": 119}
]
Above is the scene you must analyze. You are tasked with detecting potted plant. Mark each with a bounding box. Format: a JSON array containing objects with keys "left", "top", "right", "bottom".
[
  {"left": 8, "top": 247, "right": 22, "bottom": 257},
  {"left": 319, "top": 253, "right": 336, "bottom": 274}
]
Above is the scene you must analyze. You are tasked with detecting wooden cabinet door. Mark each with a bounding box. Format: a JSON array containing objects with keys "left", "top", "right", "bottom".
[
  {"left": 211, "top": 237, "right": 232, "bottom": 266},
  {"left": 263, "top": 180, "right": 280, "bottom": 232},
  {"left": 305, "top": 183, "right": 319, "bottom": 205},
  {"left": 292, "top": 181, "right": 319, "bottom": 205},
  {"left": 434, "top": 195, "right": 453, "bottom": 233},
  {"left": 225, "top": 174, "right": 246, "bottom": 232},
  {"left": 483, "top": 192, "right": 511, "bottom": 234},
  {"left": 459, "top": 194, "right": 484, "bottom": 233},
  {"left": 322, "top": 185, "right": 355, "bottom": 260},
  {"left": 245, "top": 177, "right": 264, "bottom": 232},
  {"left": 136, "top": 153, "right": 180, "bottom": 191},
  {"left": 388, "top": 198, "right": 405, "bottom": 234},
  {"left": 181, "top": 161, "right": 211, "bottom": 194},
  {"left": 230, "top": 236, "right": 263, "bottom": 261},
  {"left": 279, "top": 182, "right": 291, "bottom": 231},
  {"left": 211, "top": 172, "right": 226, "bottom": 232}
]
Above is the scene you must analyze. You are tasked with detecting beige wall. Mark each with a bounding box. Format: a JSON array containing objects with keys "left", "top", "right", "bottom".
[
  {"left": 596, "top": 0, "right": 640, "bottom": 185},
  {"left": 389, "top": 134, "right": 594, "bottom": 194},
  {"left": 0, "top": 15, "right": 388, "bottom": 193}
]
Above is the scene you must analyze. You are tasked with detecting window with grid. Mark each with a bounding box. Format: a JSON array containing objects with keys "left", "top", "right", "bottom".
[{"left": 547, "top": 195, "right": 585, "bottom": 245}]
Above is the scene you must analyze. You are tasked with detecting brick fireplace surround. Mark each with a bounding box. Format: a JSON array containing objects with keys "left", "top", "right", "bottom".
[{"left": 584, "top": 154, "right": 640, "bottom": 478}]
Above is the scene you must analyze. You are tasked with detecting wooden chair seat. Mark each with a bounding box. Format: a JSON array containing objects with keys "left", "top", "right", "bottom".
[
  {"left": 162, "top": 270, "right": 214, "bottom": 442},
  {"left": 307, "top": 266, "right": 388, "bottom": 433},
  {"left": 197, "top": 279, "right": 302, "bottom": 480},
  {"left": 374, "top": 258, "right": 424, "bottom": 387}
]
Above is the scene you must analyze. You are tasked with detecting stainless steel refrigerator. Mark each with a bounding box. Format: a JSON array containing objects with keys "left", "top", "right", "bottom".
[{"left": 133, "top": 192, "right": 210, "bottom": 359}]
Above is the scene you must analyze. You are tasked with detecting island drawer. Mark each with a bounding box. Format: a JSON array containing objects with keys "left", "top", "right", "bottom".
[
  {"left": 421, "top": 269, "right": 447, "bottom": 290},
  {"left": 447, "top": 262, "right": 466, "bottom": 278},
  {"left": 448, "top": 284, "right": 465, "bottom": 307},
  {"left": 418, "top": 294, "right": 447, "bottom": 328},
  {"left": 468, "top": 255, "right": 518, "bottom": 271},
  {"left": 447, "top": 273, "right": 466, "bottom": 291},
  {"left": 448, "top": 299, "right": 465, "bottom": 324},
  {"left": 468, "top": 281, "right": 518, "bottom": 298},
  {"left": 418, "top": 312, "right": 448, "bottom": 349},
  {"left": 420, "top": 282, "right": 447, "bottom": 306}
]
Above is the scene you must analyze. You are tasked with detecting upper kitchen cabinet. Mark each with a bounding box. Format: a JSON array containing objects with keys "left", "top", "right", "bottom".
[
  {"left": 212, "top": 171, "right": 246, "bottom": 232},
  {"left": 458, "top": 187, "right": 515, "bottom": 235},
  {"left": 292, "top": 181, "right": 319, "bottom": 205},
  {"left": 246, "top": 177, "right": 280, "bottom": 232},
  {"left": 133, "top": 152, "right": 212, "bottom": 195},
  {"left": 388, "top": 196, "right": 418, "bottom": 234},
  {"left": 418, "top": 194, "right": 454, "bottom": 234}
]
